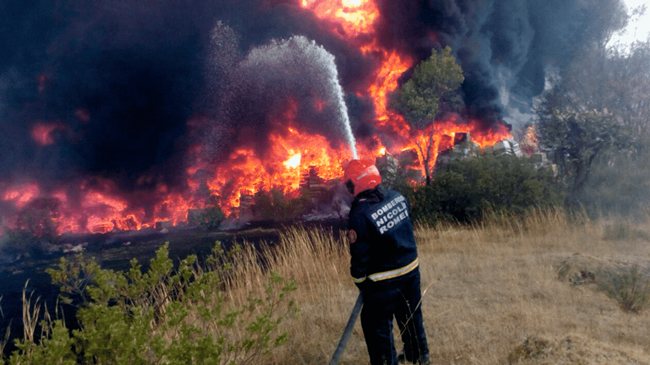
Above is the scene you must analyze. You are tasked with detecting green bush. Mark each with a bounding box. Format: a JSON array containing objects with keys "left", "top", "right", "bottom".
[
  {"left": 15, "top": 198, "right": 60, "bottom": 241},
  {"left": 0, "top": 197, "right": 62, "bottom": 260},
  {"left": 188, "top": 195, "right": 226, "bottom": 229},
  {"left": 0, "top": 230, "right": 53, "bottom": 261},
  {"left": 598, "top": 264, "right": 650, "bottom": 314},
  {"left": 253, "top": 188, "right": 312, "bottom": 222},
  {"left": 6, "top": 242, "right": 297, "bottom": 364},
  {"left": 401, "top": 154, "right": 564, "bottom": 225}
]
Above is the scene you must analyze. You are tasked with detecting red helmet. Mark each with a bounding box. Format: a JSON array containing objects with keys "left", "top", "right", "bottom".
[{"left": 343, "top": 159, "right": 382, "bottom": 196}]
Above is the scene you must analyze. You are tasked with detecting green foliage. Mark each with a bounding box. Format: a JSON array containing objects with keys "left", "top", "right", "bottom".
[
  {"left": 390, "top": 46, "right": 464, "bottom": 184},
  {"left": 9, "top": 320, "right": 77, "bottom": 365},
  {"left": 0, "top": 197, "right": 62, "bottom": 260},
  {"left": 8, "top": 242, "right": 297, "bottom": 364},
  {"left": 535, "top": 42, "right": 650, "bottom": 212},
  {"left": 537, "top": 96, "right": 626, "bottom": 209},
  {"left": 253, "top": 188, "right": 311, "bottom": 222},
  {"left": 598, "top": 265, "right": 650, "bottom": 314},
  {"left": 0, "top": 230, "right": 52, "bottom": 261},
  {"left": 401, "top": 154, "right": 563, "bottom": 225},
  {"left": 15, "top": 197, "right": 60, "bottom": 241},
  {"left": 390, "top": 46, "right": 464, "bottom": 128},
  {"left": 188, "top": 195, "right": 226, "bottom": 229}
]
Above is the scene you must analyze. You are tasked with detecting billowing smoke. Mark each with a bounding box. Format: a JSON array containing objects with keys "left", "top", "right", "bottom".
[
  {"left": 0, "top": 0, "right": 629, "bottom": 228},
  {"left": 0, "top": 0, "right": 219, "bottom": 204},
  {"left": 374, "top": 0, "right": 627, "bottom": 128}
]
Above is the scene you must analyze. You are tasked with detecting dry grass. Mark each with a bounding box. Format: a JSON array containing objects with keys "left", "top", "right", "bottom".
[
  {"left": 414, "top": 212, "right": 650, "bottom": 365},
  {"left": 9, "top": 210, "right": 650, "bottom": 364},
  {"left": 224, "top": 210, "right": 650, "bottom": 364},
  {"left": 219, "top": 227, "right": 364, "bottom": 364}
]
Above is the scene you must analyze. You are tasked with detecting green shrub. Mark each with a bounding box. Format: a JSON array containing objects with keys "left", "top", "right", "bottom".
[
  {"left": 0, "top": 229, "right": 53, "bottom": 261},
  {"left": 188, "top": 195, "right": 226, "bottom": 229},
  {"left": 7, "top": 242, "right": 297, "bottom": 364},
  {"left": 15, "top": 197, "right": 60, "bottom": 242},
  {"left": 8, "top": 320, "right": 77, "bottom": 365},
  {"left": 0, "top": 197, "right": 62, "bottom": 261},
  {"left": 401, "top": 154, "right": 563, "bottom": 225},
  {"left": 597, "top": 264, "right": 650, "bottom": 313},
  {"left": 253, "top": 188, "right": 311, "bottom": 222}
]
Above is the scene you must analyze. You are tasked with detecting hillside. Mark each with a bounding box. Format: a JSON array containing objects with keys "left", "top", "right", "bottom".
[
  {"left": 265, "top": 212, "right": 650, "bottom": 364},
  {"left": 3, "top": 211, "right": 650, "bottom": 364}
]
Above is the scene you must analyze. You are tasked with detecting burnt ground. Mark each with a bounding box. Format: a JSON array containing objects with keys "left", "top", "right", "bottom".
[{"left": 0, "top": 219, "right": 346, "bottom": 357}]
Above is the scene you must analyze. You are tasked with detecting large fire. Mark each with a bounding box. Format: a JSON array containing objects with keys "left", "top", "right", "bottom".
[
  {"left": 0, "top": 0, "right": 511, "bottom": 235},
  {"left": 300, "top": 0, "right": 380, "bottom": 36}
]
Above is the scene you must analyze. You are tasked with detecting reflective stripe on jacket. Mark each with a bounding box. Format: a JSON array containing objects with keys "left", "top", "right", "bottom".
[{"left": 353, "top": 257, "right": 419, "bottom": 283}]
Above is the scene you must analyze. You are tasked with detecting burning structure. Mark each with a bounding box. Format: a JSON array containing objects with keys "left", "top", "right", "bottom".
[{"left": 0, "top": 0, "right": 626, "bottom": 235}]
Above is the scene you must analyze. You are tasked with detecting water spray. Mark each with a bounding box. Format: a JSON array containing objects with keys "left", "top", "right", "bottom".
[
  {"left": 323, "top": 48, "right": 358, "bottom": 159},
  {"left": 286, "top": 36, "right": 358, "bottom": 159},
  {"left": 240, "top": 35, "right": 358, "bottom": 159}
]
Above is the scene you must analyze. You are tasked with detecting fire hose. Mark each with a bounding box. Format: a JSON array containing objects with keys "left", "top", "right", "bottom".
[{"left": 329, "top": 292, "right": 363, "bottom": 365}]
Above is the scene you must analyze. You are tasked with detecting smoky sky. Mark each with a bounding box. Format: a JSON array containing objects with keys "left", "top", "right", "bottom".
[
  {"left": 373, "top": 0, "right": 627, "bottom": 126},
  {"left": 0, "top": 0, "right": 628, "bottom": 208}
]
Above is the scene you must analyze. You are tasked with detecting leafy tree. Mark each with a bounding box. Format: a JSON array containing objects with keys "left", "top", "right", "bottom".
[
  {"left": 537, "top": 96, "right": 624, "bottom": 209},
  {"left": 390, "top": 46, "right": 464, "bottom": 185},
  {"left": 536, "top": 41, "right": 650, "bottom": 210}
]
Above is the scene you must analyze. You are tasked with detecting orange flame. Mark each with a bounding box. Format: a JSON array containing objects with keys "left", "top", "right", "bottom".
[
  {"left": 300, "top": 0, "right": 379, "bottom": 36},
  {"left": 197, "top": 126, "right": 368, "bottom": 215},
  {"left": 0, "top": 0, "right": 513, "bottom": 235},
  {"left": 520, "top": 123, "right": 540, "bottom": 156},
  {"left": 300, "top": 0, "right": 511, "bottom": 176}
]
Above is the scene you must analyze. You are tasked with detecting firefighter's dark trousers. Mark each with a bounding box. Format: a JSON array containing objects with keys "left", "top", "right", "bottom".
[{"left": 360, "top": 271, "right": 429, "bottom": 365}]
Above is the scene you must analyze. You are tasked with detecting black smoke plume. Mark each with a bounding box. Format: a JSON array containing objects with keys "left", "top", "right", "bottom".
[{"left": 0, "top": 0, "right": 628, "bottom": 228}]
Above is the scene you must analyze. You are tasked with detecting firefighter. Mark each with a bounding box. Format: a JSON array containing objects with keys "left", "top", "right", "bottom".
[{"left": 343, "top": 159, "right": 430, "bottom": 365}]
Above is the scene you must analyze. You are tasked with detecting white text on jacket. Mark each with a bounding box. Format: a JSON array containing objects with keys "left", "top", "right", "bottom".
[{"left": 370, "top": 195, "right": 408, "bottom": 234}]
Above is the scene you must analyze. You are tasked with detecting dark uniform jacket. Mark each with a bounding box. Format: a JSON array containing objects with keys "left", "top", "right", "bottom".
[{"left": 347, "top": 185, "right": 419, "bottom": 291}]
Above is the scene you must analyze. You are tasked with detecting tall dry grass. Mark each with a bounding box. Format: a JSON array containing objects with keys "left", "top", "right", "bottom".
[{"left": 225, "top": 210, "right": 650, "bottom": 364}]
